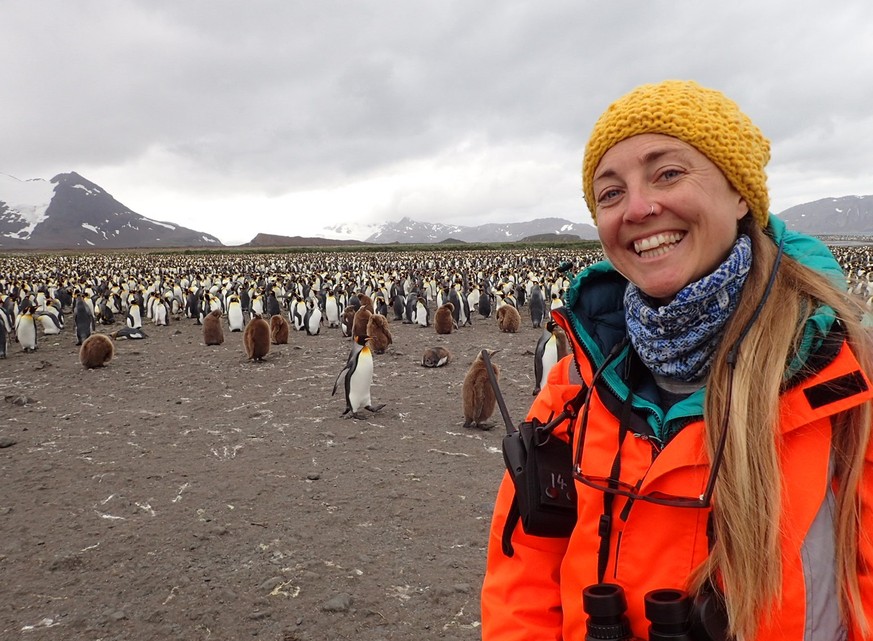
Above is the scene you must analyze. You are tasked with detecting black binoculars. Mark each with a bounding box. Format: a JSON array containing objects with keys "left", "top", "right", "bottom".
[{"left": 582, "top": 583, "right": 728, "bottom": 641}]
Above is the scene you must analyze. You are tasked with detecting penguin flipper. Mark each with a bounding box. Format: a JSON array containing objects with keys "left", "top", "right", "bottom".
[{"left": 332, "top": 366, "right": 350, "bottom": 396}]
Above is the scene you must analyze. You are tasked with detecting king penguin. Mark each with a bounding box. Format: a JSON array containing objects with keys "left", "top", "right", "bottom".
[
  {"left": 496, "top": 303, "right": 521, "bottom": 333},
  {"left": 203, "top": 309, "right": 225, "bottom": 345},
  {"left": 421, "top": 346, "right": 451, "bottom": 368},
  {"left": 325, "top": 291, "right": 341, "bottom": 328},
  {"left": 415, "top": 296, "right": 429, "bottom": 328},
  {"left": 434, "top": 302, "right": 455, "bottom": 335},
  {"left": 332, "top": 334, "right": 385, "bottom": 419},
  {"left": 533, "top": 320, "right": 569, "bottom": 395},
  {"left": 227, "top": 295, "right": 246, "bottom": 332},
  {"left": 462, "top": 349, "right": 499, "bottom": 429},
  {"left": 36, "top": 311, "right": 63, "bottom": 336},
  {"left": 126, "top": 302, "right": 142, "bottom": 329},
  {"left": 79, "top": 333, "right": 114, "bottom": 369},
  {"left": 270, "top": 314, "right": 290, "bottom": 344},
  {"left": 244, "top": 316, "right": 271, "bottom": 361},
  {"left": 304, "top": 300, "right": 322, "bottom": 335},
  {"left": 529, "top": 283, "right": 545, "bottom": 328},
  {"left": 15, "top": 304, "right": 38, "bottom": 352},
  {"left": 0, "top": 311, "right": 8, "bottom": 358}
]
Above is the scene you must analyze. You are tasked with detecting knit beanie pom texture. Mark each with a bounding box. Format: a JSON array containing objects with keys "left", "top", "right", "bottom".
[{"left": 582, "top": 80, "right": 771, "bottom": 227}]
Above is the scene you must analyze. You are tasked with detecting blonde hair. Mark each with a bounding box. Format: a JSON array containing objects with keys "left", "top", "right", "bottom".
[{"left": 691, "top": 219, "right": 872, "bottom": 638}]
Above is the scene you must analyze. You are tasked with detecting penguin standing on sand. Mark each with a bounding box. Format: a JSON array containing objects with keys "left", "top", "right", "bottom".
[
  {"left": 304, "top": 300, "right": 322, "bottom": 336},
  {"left": 352, "top": 307, "right": 372, "bottom": 342},
  {"left": 341, "top": 305, "right": 356, "bottom": 338},
  {"left": 80, "top": 333, "right": 114, "bottom": 369},
  {"left": 434, "top": 302, "right": 455, "bottom": 335},
  {"left": 126, "top": 301, "right": 142, "bottom": 329},
  {"left": 332, "top": 334, "right": 385, "bottom": 419},
  {"left": 227, "top": 295, "right": 245, "bottom": 332},
  {"left": 265, "top": 290, "right": 282, "bottom": 318},
  {"left": 415, "top": 296, "right": 429, "bottom": 328},
  {"left": 462, "top": 349, "right": 499, "bottom": 429},
  {"left": 203, "top": 310, "right": 224, "bottom": 345},
  {"left": 478, "top": 291, "right": 493, "bottom": 319},
  {"left": 0, "top": 311, "right": 8, "bottom": 358},
  {"left": 152, "top": 295, "right": 170, "bottom": 326},
  {"left": 391, "top": 292, "right": 406, "bottom": 321},
  {"left": 404, "top": 293, "right": 418, "bottom": 324},
  {"left": 533, "top": 320, "right": 569, "bottom": 395},
  {"left": 496, "top": 303, "right": 521, "bottom": 333},
  {"left": 366, "top": 314, "right": 392, "bottom": 354},
  {"left": 270, "top": 314, "right": 290, "bottom": 344},
  {"left": 529, "top": 283, "right": 546, "bottom": 328},
  {"left": 15, "top": 305, "right": 38, "bottom": 352},
  {"left": 244, "top": 316, "right": 271, "bottom": 361},
  {"left": 325, "top": 291, "right": 341, "bottom": 328}
]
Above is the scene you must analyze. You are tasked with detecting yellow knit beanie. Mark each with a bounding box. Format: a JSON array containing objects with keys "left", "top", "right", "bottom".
[{"left": 582, "top": 80, "right": 771, "bottom": 227}]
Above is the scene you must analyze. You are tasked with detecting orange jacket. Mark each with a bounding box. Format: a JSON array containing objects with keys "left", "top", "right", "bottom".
[{"left": 482, "top": 311, "right": 873, "bottom": 641}]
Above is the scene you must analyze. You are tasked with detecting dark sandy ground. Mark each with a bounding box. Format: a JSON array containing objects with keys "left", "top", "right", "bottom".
[{"left": 0, "top": 304, "right": 547, "bottom": 640}]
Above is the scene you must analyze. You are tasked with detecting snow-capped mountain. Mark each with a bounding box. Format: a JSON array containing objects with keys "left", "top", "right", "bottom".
[
  {"left": 359, "top": 216, "right": 599, "bottom": 244},
  {"left": 320, "top": 220, "right": 385, "bottom": 241},
  {"left": 0, "top": 172, "right": 221, "bottom": 248},
  {"left": 778, "top": 195, "right": 873, "bottom": 236}
]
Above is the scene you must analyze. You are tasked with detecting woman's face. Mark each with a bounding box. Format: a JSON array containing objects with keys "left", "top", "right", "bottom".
[{"left": 593, "top": 133, "right": 749, "bottom": 304}]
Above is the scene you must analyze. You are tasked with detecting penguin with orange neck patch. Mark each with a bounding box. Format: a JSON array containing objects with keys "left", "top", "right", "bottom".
[{"left": 332, "top": 334, "right": 385, "bottom": 419}]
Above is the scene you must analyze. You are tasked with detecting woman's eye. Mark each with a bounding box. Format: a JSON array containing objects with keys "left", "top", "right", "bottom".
[
  {"left": 597, "top": 188, "right": 622, "bottom": 204},
  {"left": 660, "top": 168, "right": 682, "bottom": 181}
]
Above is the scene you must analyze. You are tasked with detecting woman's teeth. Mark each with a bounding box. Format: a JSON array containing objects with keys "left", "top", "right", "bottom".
[{"left": 634, "top": 232, "right": 684, "bottom": 257}]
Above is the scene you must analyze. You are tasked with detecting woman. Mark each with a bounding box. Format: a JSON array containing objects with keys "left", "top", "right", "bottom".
[{"left": 481, "top": 80, "right": 873, "bottom": 640}]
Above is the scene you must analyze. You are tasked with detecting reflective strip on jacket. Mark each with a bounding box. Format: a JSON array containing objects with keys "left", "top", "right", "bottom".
[{"left": 481, "top": 311, "right": 873, "bottom": 641}]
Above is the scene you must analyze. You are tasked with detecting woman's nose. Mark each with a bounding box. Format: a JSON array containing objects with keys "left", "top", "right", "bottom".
[{"left": 623, "top": 196, "right": 657, "bottom": 223}]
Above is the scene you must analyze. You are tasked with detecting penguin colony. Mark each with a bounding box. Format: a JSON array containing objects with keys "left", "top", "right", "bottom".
[{"left": 15, "top": 244, "right": 873, "bottom": 423}]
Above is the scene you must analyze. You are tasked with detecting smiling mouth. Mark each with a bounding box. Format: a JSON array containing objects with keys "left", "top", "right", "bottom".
[{"left": 634, "top": 232, "right": 685, "bottom": 258}]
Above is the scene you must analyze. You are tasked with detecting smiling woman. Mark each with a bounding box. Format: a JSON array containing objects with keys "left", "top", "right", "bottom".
[{"left": 481, "top": 80, "right": 873, "bottom": 641}]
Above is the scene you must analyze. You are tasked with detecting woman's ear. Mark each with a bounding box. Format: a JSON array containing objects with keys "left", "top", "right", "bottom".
[{"left": 735, "top": 197, "right": 750, "bottom": 221}]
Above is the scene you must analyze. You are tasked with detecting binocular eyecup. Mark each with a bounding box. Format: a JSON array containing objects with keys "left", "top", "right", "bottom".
[{"left": 582, "top": 583, "right": 726, "bottom": 641}]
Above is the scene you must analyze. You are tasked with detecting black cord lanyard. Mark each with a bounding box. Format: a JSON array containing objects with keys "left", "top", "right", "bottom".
[{"left": 595, "top": 351, "right": 641, "bottom": 584}]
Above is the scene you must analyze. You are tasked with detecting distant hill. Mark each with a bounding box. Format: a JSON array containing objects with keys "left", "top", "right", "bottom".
[
  {"left": 778, "top": 195, "right": 873, "bottom": 235},
  {"left": 363, "top": 216, "right": 599, "bottom": 244},
  {"left": 241, "top": 233, "right": 365, "bottom": 248},
  {"left": 0, "top": 172, "right": 221, "bottom": 249}
]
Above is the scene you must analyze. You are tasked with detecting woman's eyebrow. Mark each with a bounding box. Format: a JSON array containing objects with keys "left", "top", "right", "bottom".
[{"left": 594, "top": 147, "right": 692, "bottom": 184}]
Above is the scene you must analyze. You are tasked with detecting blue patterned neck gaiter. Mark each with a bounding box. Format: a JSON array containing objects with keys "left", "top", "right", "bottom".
[{"left": 624, "top": 235, "right": 752, "bottom": 383}]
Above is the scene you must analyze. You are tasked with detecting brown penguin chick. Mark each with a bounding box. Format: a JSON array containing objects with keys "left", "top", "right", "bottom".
[
  {"left": 496, "top": 304, "right": 521, "bottom": 333},
  {"left": 434, "top": 302, "right": 456, "bottom": 335},
  {"left": 462, "top": 349, "right": 499, "bottom": 429},
  {"left": 366, "top": 313, "right": 392, "bottom": 354},
  {"left": 358, "top": 293, "right": 375, "bottom": 314},
  {"left": 244, "top": 316, "right": 271, "bottom": 361},
  {"left": 203, "top": 309, "right": 224, "bottom": 345},
  {"left": 421, "top": 346, "right": 451, "bottom": 367},
  {"left": 270, "top": 314, "right": 290, "bottom": 344},
  {"left": 79, "top": 333, "right": 114, "bottom": 369},
  {"left": 352, "top": 306, "right": 373, "bottom": 342},
  {"left": 341, "top": 305, "right": 356, "bottom": 337}
]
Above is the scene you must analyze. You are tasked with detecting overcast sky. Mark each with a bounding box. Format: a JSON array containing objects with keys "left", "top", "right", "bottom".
[{"left": 2, "top": 0, "right": 872, "bottom": 245}]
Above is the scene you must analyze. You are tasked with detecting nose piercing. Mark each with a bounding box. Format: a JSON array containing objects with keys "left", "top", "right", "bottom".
[{"left": 648, "top": 204, "right": 655, "bottom": 216}]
